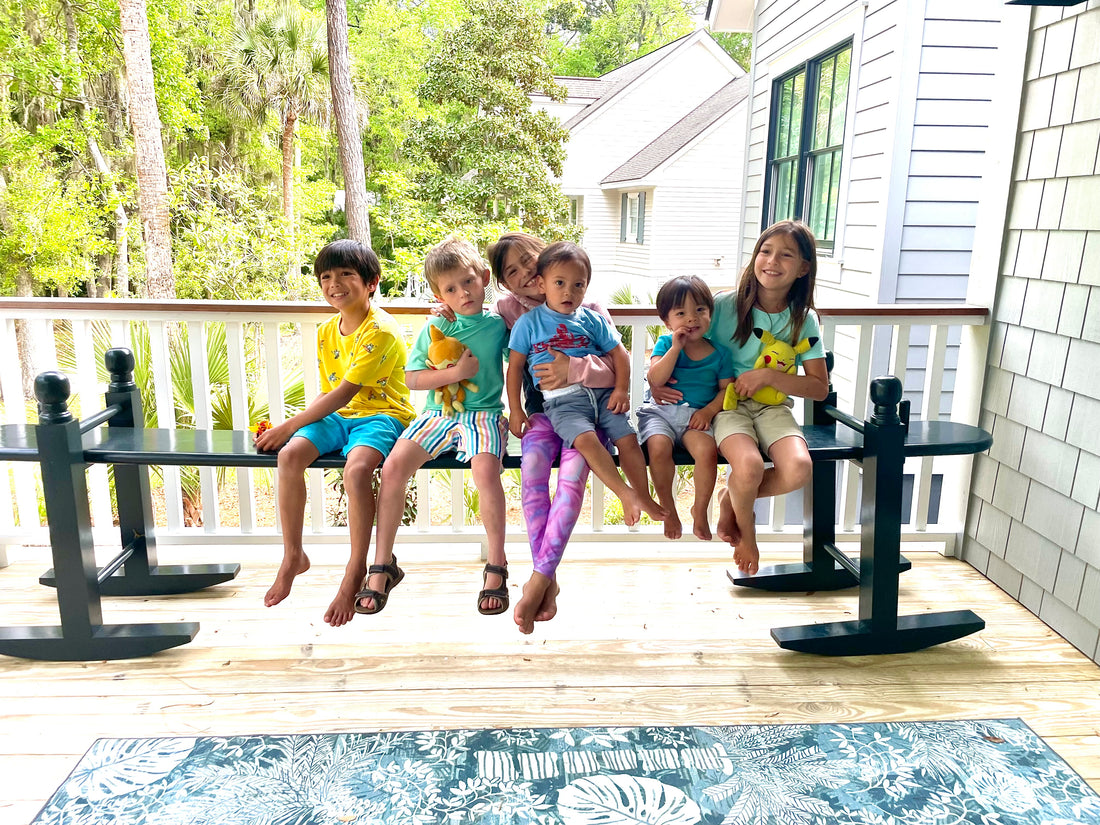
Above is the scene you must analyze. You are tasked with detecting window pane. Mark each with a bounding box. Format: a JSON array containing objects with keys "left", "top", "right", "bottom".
[
  {"left": 815, "top": 56, "right": 835, "bottom": 150},
  {"left": 829, "top": 47, "right": 851, "bottom": 146},
  {"left": 790, "top": 73, "right": 804, "bottom": 159},
  {"left": 773, "top": 159, "right": 797, "bottom": 221},
  {"left": 807, "top": 149, "right": 840, "bottom": 242}
]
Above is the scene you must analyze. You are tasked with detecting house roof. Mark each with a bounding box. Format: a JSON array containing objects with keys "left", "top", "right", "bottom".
[
  {"left": 555, "top": 77, "right": 616, "bottom": 99},
  {"left": 600, "top": 75, "right": 751, "bottom": 186},
  {"left": 561, "top": 31, "right": 704, "bottom": 131}
]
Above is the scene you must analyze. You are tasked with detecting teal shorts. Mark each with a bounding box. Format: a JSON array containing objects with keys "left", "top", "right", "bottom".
[{"left": 292, "top": 412, "right": 407, "bottom": 458}]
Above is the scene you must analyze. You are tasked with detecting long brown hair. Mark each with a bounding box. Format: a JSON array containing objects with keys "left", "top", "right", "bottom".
[
  {"left": 485, "top": 232, "right": 545, "bottom": 291},
  {"left": 732, "top": 220, "right": 818, "bottom": 346}
]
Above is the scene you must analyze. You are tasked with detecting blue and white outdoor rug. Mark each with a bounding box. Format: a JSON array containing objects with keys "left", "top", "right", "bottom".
[{"left": 33, "top": 719, "right": 1100, "bottom": 824}]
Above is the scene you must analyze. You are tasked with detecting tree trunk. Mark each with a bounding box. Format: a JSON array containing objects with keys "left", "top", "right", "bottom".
[
  {"left": 325, "top": 0, "right": 371, "bottom": 245},
  {"left": 119, "top": 0, "right": 174, "bottom": 299},
  {"left": 282, "top": 108, "right": 298, "bottom": 296}
]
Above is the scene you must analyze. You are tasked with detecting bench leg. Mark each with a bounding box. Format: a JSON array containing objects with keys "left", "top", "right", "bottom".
[
  {"left": 1, "top": 384, "right": 202, "bottom": 662},
  {"left": 38, "top": 463, "right": 240, "bottom": 595},
  {"left": 771, "top": 610, "right": 986, "bottom": 655}
]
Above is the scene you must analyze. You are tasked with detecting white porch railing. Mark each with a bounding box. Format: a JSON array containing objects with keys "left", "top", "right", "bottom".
[{"left": 0, "top": 298, "right": 988, "bottom": 561}]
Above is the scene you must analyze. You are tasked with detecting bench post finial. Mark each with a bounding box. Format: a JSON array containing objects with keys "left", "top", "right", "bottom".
[
  {"left": 105, "top": 347, "right": 136, "bottom": 392},
  {"left": 34, "top": 372, "right": 73, "bottom": 425},
  {"left": 870, "top": 376, "right": 903, "bottom": 427}
]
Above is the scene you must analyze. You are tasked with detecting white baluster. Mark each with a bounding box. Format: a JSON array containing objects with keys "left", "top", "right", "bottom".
[
  {"left": 149, "top": 321, "right": 183, "bottom": 531},
  {"left": 226, "top": 321, "right": 255, "bottom": 533},
  {"left": 914, "top": 324, "right": 949, "bottom": 531},
  {"left": 187, "top": 321, "right": 218, "bottom": 532},
  {"left": 302, "top": 322, "right": 325, "bottom": 533}
]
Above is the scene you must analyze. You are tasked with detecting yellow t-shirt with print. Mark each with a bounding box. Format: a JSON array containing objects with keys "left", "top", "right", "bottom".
[{"left": 316, "top": 304, "right": 416, "bottom": 425}]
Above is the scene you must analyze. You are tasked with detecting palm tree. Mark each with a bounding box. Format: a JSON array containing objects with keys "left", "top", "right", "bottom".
[{"left": 215, "top": 2, "right": 330, "bottom": 293}]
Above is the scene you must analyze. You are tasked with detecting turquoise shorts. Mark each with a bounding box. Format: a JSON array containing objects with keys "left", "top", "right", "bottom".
[{"left": 292, "top": 412, "right": 407, "bottom": 458}]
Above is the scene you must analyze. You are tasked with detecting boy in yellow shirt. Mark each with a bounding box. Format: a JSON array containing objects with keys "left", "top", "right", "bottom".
[{"left": 255, "top": 240, "right": 416, "bottom": 627}]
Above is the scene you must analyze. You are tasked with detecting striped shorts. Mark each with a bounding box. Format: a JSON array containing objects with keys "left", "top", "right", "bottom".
[{"left": 399, "top": 410, "right": 509, "bottom": 463}]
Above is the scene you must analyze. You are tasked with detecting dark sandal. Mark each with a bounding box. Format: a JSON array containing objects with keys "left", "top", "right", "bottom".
[
  {"left": 478, "top": 563, "right": 509, "bottom": 616},
  {"left": 354, "top": 555, "right": 405, "bottom": 615}
]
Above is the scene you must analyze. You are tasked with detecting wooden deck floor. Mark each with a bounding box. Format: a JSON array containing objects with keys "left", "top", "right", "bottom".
[{"left": 2, "top": 541, "right": 1098, "bottom": 823}]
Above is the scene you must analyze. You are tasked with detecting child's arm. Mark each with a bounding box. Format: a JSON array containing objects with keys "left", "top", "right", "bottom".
[
  {"left": 689, "top": 377, "right": 732, "bottom": 430},
  {"left": 533, "top": 350, "right": 616, "bottom": 391},
  {"left": 606, "top": 344, "right": 631, "bottom": 414},
  {"left": 733, "top": 356, "right": 830, "bottom": 402},
  {"left": 645, "top": 332, "right": 687, "bottom": 389},
  {"left": 254, "top": 380, "right": 361, "bottom": 452},
  {"left": 507, "top": 350, "right": 529, "bottom": 437},
  {"left": 405, "top": 350, "right": 479, "bottom": 392}
]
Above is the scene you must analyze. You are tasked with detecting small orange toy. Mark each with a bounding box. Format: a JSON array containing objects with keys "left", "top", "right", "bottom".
[{"left": 252, "top": 419, "right": 272, "bottom": 436}]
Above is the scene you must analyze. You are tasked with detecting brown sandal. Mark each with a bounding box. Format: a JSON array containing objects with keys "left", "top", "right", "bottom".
[
  {"left": 354, "top": 555, "right": 405, "bottom": 615},
  {"left": 477, "top": 563, "right": 509, "bottom": 615}
]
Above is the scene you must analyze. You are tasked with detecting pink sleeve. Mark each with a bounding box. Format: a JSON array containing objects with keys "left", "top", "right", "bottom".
[{"left": 493, "top": 295, "right": 524, "bottom": 329}]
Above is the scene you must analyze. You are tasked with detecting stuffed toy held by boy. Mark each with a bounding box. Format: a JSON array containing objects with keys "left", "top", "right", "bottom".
[
  {"left": 724, "top": 328, "right": 819, "bottom": 410},
  {"left": 427, "top": 325, "right": 479, "bottom": 414}
]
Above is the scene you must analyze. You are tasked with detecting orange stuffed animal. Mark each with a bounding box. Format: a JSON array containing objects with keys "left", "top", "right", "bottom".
[{"left": 427, "top": 325, "right": 479, "bottom": 414}]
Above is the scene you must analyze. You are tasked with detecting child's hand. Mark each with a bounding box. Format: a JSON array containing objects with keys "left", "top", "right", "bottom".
[
  {"left": 670, "top": 328, "right": 690, "bottom": 350},
  {"left": 734, "top": 368, "right": 774, "bottom": 399},
  {"left": 509, "top": 409, "right": 529, "bottom": 438},
  {"left": 688, "top": 408, "right": 716, "bottom": 430},
  {"left": 255, "top": 421, "right": 293, "bottom": 453},
  {"left": 531, "top": 349, "right": 569, "bottom": 390},
  {"left": 453, "top": 348, "right": 479, "bottom": 381},
  {"left": 649, "top": 380, "right": 682, "bottom": 406},
  {"left": 430, "top": 302, "right": 457, "bottom": 323},
  {"left": 607, "top": 388, "right": 629, "bottom": 414}
]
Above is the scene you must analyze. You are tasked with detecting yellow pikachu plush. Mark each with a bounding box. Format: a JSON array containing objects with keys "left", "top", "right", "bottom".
[
  {"left": 427, "top": 325, "right": 479, "bottom": 414},
  {"left": 723, "top": 328, "right": 818, "bottom": 410}
]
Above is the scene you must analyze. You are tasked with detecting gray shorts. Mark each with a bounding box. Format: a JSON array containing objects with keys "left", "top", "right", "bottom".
[
  {"left": 636, "top": 403, "right": 709, "bottom": 446},
  {"left": 543, "top": 386, "right": 636, "bottom": 449}
]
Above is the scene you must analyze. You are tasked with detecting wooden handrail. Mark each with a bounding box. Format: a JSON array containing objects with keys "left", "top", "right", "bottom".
[{"left": 0, "top": 296, "right": 990, "bottom": 320}]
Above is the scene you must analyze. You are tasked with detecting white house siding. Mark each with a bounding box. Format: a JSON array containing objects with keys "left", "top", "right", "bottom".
[
  {"left": 560, "top": 36, "right": 742, "bottom": 295},
  {"left": 646, "top": 106, "right": 749, "bottom": 294},
  {"left": 964, "top": 3, "right": 1100, "bottom": 665}
]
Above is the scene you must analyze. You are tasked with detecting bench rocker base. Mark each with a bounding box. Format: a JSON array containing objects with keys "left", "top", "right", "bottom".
[
  {"left": 40, "top": 563, "right": 241, "bottom": 596},
  {"left": 0, "top": 622, "right": 198, "bottom": 661},
  {"left": 771, "top": 610, "right": 986, "bottom": 656},
  {"left": 727, "top": 555, "right": 913, "bottom": 592}
]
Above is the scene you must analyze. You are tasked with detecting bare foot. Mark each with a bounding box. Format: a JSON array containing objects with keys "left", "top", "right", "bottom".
[
  {"left": 715, "top": 487, "right": 741, "bottom": 546},
  {"left": 691, "top": 500, "right": 712, "bottom": 541},
  {"left": 642, "top": 496, "right": 669, "bottom": 521},
  {"left": 264, "top": 551, "right": 310, "bottom": 607},
  {"left": 533, "top": 579, "right": 560, "bottom": 623},
  {"left": 733, "top": 541, "right": 760, "bottom": 576},
  {"left": 619, "top": 490, "right": 642, "bottom": 526},
  {"left": 323, "top": 580, "right": 359, "bottom": 627},
  {"left": 514, "top": 573, "right": 553, "bottom": 634},
  {"left": 663, "top": 510, "right": 683, "bottom": 540}
]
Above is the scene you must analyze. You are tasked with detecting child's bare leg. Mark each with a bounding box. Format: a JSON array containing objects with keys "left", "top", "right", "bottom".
[
  {"left": 645, "top": 436, "right": 681, "bottom": 538},
  {"left": 720, "top": 434, "right": 765, "bottom": 574},
  {"left": 360, "top": 439, "right": 429, "bottom": 611},
  {"left": 265, "top": 438, "right": 317, "bottom": 607},
  {"left": 682, "top": 430, "right": 718, "bottom": 541},
  {"left": 715, "top": 486, "right": 740, "bottom": 545},
  {"left": 572, "top": 431, "right": 642, "bottom": 525},
  {"left": 324, "top": 446, "right": 382, "bottom": 627},
  {"left": 757, "top": 436, "right": 813, "bottom": 497},
  {"left": 617, "top": 436, "right": 668, "bottom": 521},
  {"left": 471, "top": 453, "right": 507, "bottom": 613}
]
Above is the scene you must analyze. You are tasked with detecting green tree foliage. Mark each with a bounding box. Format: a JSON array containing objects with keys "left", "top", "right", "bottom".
[
  {"left": 400, "top": 0, "right": 576, "bottom": 276},
  {"left": 547, "top": 0, "right": 703, "bottom": 77}
]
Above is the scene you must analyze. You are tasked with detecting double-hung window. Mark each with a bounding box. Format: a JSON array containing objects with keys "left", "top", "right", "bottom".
[
  {"left": 620, "top": 192, "right": 645, "bottom": 244},
  {"left": 765, "top": 42, "right": 851, "bottom": 254}
]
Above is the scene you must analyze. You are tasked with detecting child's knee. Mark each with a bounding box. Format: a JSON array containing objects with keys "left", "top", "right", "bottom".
[{"left": 646, "top": 436, "right": 673, "bottom": 457}]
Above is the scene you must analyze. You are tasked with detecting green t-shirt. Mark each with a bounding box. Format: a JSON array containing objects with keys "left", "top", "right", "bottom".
[
  {"left": 707, "top": 291, "right": 826, "bottom": 375},
  {"left": 407, "top": 312, "right": 509, "bottom": 413}
]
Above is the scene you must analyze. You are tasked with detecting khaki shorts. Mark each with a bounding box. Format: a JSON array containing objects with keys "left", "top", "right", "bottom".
[{"left": 713, "top": 399, "right": 804, "bottom": 455}]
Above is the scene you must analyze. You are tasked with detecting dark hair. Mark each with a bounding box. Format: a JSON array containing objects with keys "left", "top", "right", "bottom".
[
  {"left": 537, "top": 241, "right": 592, "bottom": 283},
  {"left": 485, "top": 232, "right": 545, "bottom": 289},
  {"left": 656, "top": 275, "right": 714, "bottom": 322},
  {"left": 733, "top": 220, "right": 818, "bottom": 346},
  {"left": 313, "top": 240, "right": 381, "bottom": 293}
]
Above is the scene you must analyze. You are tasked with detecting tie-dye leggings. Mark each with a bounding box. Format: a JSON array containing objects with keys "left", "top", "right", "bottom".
[{"left": 520, "top": 413, "right": 593, "bottom": 579}]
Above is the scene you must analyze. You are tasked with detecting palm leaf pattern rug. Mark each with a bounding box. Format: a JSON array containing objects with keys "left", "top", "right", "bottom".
[{"left": 33, "top": 719, "right": 1100, "bottom": 824}]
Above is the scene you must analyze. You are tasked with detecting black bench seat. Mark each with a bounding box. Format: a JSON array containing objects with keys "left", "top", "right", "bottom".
[{"left": 0, "top": 347, "right": 992, "bottom": 661}]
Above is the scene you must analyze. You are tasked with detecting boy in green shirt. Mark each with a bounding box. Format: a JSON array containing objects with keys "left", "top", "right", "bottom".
[{"left": 356, "top": 237, "right": 511, "bottom": 616}]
